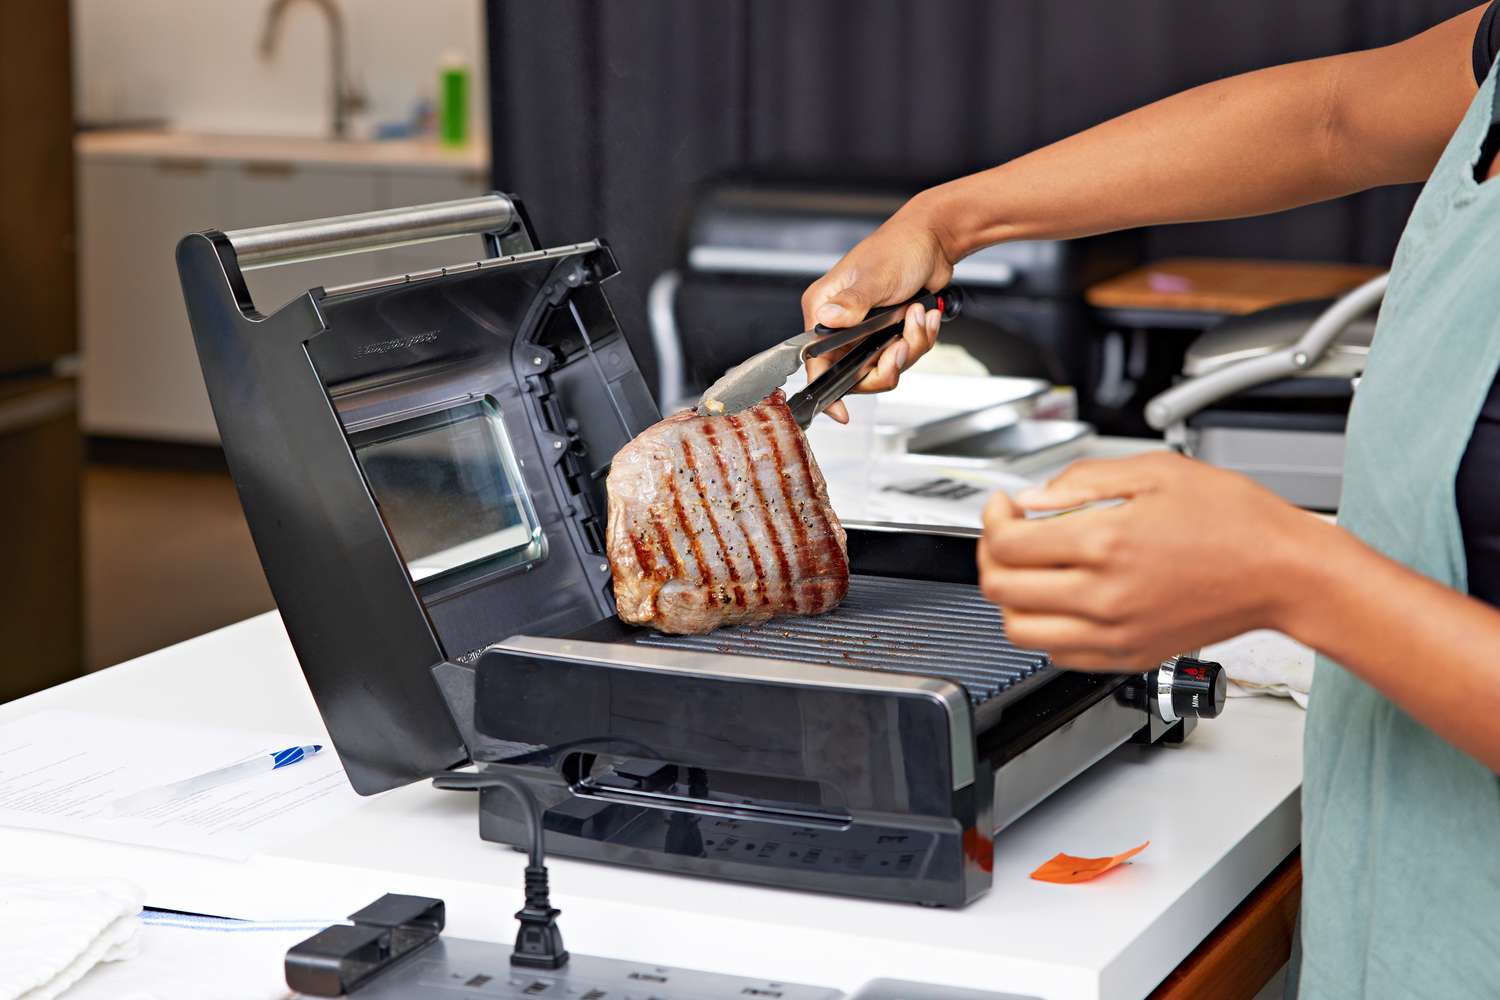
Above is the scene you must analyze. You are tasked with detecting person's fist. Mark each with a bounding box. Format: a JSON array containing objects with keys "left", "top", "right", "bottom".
[
  {"left": 977, "top": 453, "right": 1316, "bottom": 669},
  {"left": 799, "top": 198, "right": 955, "bottom": 422}
]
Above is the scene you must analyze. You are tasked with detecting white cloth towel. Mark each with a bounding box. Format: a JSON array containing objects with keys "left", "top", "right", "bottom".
[
  {"left": 61, "top": 913, "right": 326, "bottom": 1000},
  {"left": 1201, "top": 629, "right": 1315, "bottom": 709},
  {"left": 0, "top": 877, "right": 143, "bottom": 1000}
]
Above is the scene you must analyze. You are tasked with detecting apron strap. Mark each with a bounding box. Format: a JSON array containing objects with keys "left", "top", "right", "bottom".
[{"left": 1476, "top": 69, "right": 1500, "bottom": 180}]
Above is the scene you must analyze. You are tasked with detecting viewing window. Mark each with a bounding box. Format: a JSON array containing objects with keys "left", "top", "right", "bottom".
[{"left": 352, "top": 399, "right": 543, "bottom": 582}]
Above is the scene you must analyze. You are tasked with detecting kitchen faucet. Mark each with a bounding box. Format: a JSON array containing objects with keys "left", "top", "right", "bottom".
[{"left": 258, "top": 0, "right": 367, "bottom": 139}]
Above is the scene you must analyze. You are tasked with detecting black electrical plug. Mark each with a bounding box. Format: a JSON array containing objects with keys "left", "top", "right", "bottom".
[
  {"left": 431, "top": 770, "right": 569, "bottom": 970},
  {"left": 512, "top": 864, "right": 568, "bottom": 969}
]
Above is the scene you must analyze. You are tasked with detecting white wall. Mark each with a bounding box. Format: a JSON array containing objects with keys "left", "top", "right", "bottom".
[{"left": 72, "top": 0, "right": 487, "bottom": 142}]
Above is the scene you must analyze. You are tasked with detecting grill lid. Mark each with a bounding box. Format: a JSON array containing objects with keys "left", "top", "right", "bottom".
[{"left": 178, "top": 196, "right": 661, "bottom": 794}]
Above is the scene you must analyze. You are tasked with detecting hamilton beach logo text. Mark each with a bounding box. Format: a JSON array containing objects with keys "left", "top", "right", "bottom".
[{"left": 354, "top": 330, "right": 439, "bottom": 358}]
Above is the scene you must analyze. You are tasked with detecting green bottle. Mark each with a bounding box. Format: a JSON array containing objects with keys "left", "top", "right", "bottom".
[{"left": 439, "top": 52, "right": 469, "bottom": 147}]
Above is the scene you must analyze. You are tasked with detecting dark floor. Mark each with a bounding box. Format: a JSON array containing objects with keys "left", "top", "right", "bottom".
[{"left": 84, "top": 462, "right": 273, "bottom": 670}]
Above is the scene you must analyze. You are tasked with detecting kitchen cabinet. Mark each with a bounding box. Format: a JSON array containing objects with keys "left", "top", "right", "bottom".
[
  {"left": 2, "top": 0, "right": 80, "bottom": 698},
  {"left": 0, "top": 379, "right": 82, "bottom": 701},
  {"left": 76, "top": 139, "right": 488, "bottom": 443},
  {"left": 77, "top": 157, "right": 230, "bottom": 441}
]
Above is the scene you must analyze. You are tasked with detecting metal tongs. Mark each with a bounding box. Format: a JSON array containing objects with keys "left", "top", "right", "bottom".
[{"left": 695, "top": 286, "right": 964, "bottom": 427}]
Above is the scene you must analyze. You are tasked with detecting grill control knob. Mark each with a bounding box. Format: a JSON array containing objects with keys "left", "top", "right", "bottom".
[{"left": 1156, "top": 657, "right": 1227, "bottom": 722}]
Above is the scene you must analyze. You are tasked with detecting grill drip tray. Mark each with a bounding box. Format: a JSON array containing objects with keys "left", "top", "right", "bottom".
[{"left": 632, "top": 575, "right": 1054, "bottom": 710}]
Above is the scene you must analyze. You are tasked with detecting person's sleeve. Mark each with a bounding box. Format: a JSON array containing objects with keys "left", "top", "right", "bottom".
[{"left": 1474, "top": 0, "right": 1500, "bottom": 85}]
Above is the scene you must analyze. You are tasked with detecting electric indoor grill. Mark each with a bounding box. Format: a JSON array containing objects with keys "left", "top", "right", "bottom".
[{"left": 177, "top": 194, "right": 1226, "bottom": 908}]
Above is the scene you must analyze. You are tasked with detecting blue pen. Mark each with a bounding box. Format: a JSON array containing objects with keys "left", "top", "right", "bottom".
[{"left": 106, "top": 744, "right": 324, "bottom": 817}]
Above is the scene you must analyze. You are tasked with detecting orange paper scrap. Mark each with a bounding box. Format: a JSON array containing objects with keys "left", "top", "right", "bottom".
[{"left": 1029, "top": 840, "right": 1150, "bottom": 884}]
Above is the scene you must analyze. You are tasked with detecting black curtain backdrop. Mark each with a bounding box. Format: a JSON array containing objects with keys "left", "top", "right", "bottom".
[{"left": 487, "top": 0, "right": 1476, "bottom": 373}]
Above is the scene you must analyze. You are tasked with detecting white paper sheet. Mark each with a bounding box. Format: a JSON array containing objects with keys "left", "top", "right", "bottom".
[{"left": 0, "top": 711, "right": 363, "bottom": 861}]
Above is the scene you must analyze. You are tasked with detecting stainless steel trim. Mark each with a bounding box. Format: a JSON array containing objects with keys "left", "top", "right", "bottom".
[
  {"left": 322, "top": 273, "right": 410, "bottom": 296},
  {"left": 321, "top": 241, "right": 603, "bottom": 298},
  {"left": 474, "top": 242, "right": 601, "bottom": 270},
  {"left": 223, "top": 195, "right": 516, "bottom": 270},
  {"left": 1156, "top": 659, "right": 1179, "bottom": 724},
  {"left": 687, "top": 246, "right": 845, "bottom": 278},
  {"left": 646, "top": 269, "right": 686, "bottom": 408},
  {"left": 841, "top": 519, "right": 983, "bottom": 540},
  {"left": 572, "top": 781, "right": 853, "bottom": 829},
  {"left": 991, "top": 688, "right": 1143, "bottom": 832},
  {"left": 686, "top": 245, "right": 1017, "bottom": 287},
  {"left": 493, "top": 634, "right": 976, "bottom": 790}
]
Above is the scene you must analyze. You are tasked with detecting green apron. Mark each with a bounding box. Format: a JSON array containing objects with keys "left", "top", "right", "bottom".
[{"left": 1297, "top": 57, "right": 1500, "bottom": 999}]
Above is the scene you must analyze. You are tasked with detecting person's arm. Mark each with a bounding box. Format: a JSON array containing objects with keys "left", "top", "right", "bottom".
[
  {"left": 802, "top": 5, "right": 1486, "bottom": 420},
  {"left": 926, "top": 7, "right": 1482, "bottom": 253},
  {"left": 976, "top": 455, "right": 1500, "bottom": 773}
]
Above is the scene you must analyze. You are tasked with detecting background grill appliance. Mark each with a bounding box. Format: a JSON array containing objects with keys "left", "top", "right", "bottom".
[
  {"left": 1145, "top": 274, "right": 1386, "bottom": 510},
  {"left": 649, "top": 179, "right": 1141, "bottom": 424}
]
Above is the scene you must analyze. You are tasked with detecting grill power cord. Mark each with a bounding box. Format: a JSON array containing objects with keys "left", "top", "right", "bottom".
[{"left": 431, "top": 770, "right": 569, "bottom": 970}]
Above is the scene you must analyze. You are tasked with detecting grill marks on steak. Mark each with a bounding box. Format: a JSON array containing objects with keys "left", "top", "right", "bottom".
[
  {"left": 718, "top": 416, "right": 787, "bottom": 608},
  {"left": 676, "top": 438, "right": 748, "bottom": 609},
  {"left": 606, "top": 391, "right": 849, "bottom": 633},
  {"left": 698, "top": 420, "right": 761, "bottom": 609},
  {"left": 753, "top": 404, "right": 846, "bottom": 611}
]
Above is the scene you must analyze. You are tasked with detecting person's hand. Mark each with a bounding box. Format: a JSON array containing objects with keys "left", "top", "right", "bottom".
[
  {"left": 799, "top": 196, "right": 958, "bottom": 422},
  {"left": 977, "top": 453, "right": 1320, "bottom": 669}
]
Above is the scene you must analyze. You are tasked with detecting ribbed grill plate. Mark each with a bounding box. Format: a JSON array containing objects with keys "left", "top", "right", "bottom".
[{"left": 632, "top": 575, "right": 1052, "bottom": 706}]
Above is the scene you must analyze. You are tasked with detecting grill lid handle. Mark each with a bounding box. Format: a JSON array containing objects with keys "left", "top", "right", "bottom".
[{"left": 222, "top": 194, "right": 516, "bottom": 270}]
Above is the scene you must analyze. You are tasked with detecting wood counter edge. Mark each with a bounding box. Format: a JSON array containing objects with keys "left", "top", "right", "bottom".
[
  {"left": 1148, "top": 851, "right": 1302, "bottom": 1000},
  {"left": 1085, "top": 259, "right": 1386, "bottom": 316}
]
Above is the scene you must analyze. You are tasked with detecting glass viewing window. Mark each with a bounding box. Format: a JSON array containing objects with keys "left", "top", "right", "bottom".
[{"left": 353, "top": 399, "right": 543, "bottom": 582}]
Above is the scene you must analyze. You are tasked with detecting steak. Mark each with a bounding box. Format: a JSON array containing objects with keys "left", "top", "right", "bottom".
[{"left": 607, "top": 390, "right": 849, "bottom": 634}]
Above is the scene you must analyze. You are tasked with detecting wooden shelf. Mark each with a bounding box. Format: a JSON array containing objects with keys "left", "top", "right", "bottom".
[
  {"left": 1087, "top": 258, "right": 1384, "bottom": 316},
  {"left": 1150, "top": 852, "right": 1302, "bottom": 1000}
]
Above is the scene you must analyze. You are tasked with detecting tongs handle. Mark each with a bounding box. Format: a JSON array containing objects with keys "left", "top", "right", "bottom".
[{"left": 788, "top": 286, "right": 963, "bottom": 427}]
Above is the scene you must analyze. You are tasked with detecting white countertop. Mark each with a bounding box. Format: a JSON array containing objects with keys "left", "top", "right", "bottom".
[
  {"left": 75, "top": 128, "right": 487, "bottom": 174},
  {"left": 0, "top": 610, "right": 1304, "bottom": 1000}
]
